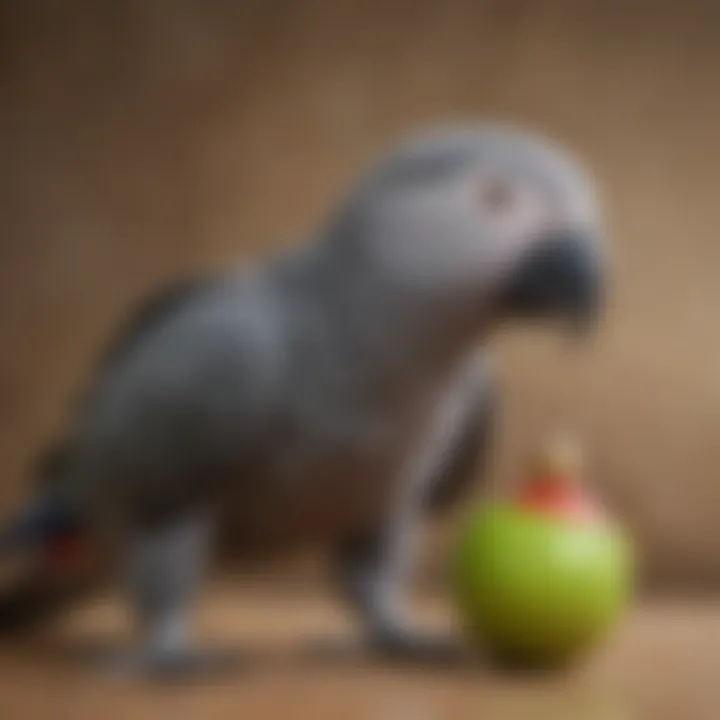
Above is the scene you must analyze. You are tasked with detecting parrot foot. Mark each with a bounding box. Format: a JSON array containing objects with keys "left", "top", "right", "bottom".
[
  {"left": 95, "top": 645, "right": 246, "bottom": 681},
  {"left": 305, "top": 627, "right": 469, "bottom": 669},
  {"left": 370, "top": 627, "right": 468, "bottom": 666}
]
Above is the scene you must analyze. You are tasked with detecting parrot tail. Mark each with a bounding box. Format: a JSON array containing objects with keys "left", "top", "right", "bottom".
[
  {"left": 0, "top": 446, "right": 100, "bottom": 634},
  {"left": 0, "top": 563, "right": 98, "bottom": 635}
]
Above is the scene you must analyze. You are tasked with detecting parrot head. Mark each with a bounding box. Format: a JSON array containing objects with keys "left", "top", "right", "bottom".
[{"left": 332, "top": 124, "right": 607, "bottom": 336}]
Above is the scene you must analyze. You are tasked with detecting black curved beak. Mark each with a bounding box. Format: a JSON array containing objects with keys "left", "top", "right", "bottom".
[{"left": 501, "top": 230, "right": 605, "bottom": 333}]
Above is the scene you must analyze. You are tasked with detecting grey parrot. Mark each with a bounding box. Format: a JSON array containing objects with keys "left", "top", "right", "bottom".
[{"left": 0, "top": 124, "right": 605, "bottom": 676}]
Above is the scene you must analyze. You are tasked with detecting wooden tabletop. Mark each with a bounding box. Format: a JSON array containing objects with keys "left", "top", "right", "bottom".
[{"left": 0, "top": 582, "right": 717, "bottom": 720}]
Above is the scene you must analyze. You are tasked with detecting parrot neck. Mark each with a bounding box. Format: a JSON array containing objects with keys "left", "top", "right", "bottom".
[{"left": 281, "top": 233, "right": 493, "bottom": 390}]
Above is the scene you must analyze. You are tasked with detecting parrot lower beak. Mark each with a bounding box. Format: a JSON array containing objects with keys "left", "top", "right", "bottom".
[{"left": 500, "top": 230, "right": 605, "bottom": 334}]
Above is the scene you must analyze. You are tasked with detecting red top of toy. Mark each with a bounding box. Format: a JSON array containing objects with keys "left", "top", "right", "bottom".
[{"left": 516, "top": 434, "right": 605, "bottom": 524}]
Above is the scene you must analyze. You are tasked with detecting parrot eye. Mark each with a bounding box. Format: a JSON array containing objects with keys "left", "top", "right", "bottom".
[{"left": 476, "top": 175, "right": 550, "bottom": 237}]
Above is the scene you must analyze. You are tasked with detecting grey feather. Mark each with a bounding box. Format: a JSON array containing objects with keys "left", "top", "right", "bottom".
[
  {"left": 47, "top": 125, "right": 601, "bottom": 545},
  {"left": 425, "top": 369, "right": 498, "bottom": 513},
  {"left": 12, "top": 124, "right": 605, "bottom": 662}
]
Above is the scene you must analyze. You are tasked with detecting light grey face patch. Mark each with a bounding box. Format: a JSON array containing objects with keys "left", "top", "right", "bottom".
[{"left": 323, "top": 123, "right": 606, "bottom": 340}]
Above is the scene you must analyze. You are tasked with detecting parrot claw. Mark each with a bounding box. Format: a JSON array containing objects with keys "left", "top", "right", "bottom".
[
  {"left": 305, "top": 628, "right": 470, "bottom": 669},
  {"left": 94, "top": 645, "right": 247, "bottom": 682},
  {"left": 368, "top": 625, "right": 470, "bottom": 667}
]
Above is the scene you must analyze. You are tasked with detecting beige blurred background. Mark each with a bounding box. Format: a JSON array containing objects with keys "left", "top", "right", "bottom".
[{"left": 0, "top": 0, "right": 718, "bottom": 589}]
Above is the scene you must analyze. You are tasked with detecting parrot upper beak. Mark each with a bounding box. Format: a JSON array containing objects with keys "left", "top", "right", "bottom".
[{"left": 500, "top": 230, "right": 605, "bottom": 335}]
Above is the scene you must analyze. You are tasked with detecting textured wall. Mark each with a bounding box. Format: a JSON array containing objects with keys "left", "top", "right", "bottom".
[{"left": 1, "top": 0, "right": 718, "bottom": 586}]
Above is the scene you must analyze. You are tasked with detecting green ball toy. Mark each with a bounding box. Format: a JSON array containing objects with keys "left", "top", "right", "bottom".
[{"left": 452, "top": 437, "right": 634, "bottom": 667}]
